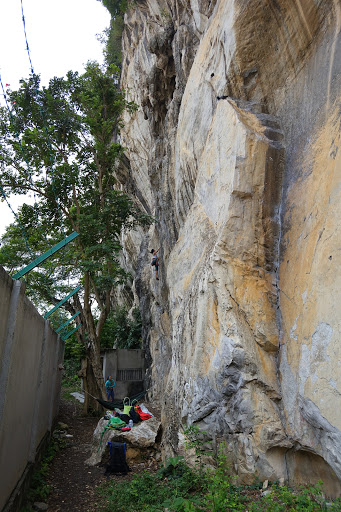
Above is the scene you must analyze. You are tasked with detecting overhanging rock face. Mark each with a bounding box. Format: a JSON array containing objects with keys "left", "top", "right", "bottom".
[{"left": 118, "top": 0, "right": 341, "bottom": 496}]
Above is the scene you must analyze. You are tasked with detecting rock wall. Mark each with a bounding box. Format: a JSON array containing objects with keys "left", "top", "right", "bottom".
[{"left": 118, "top": 0, "right": 341, "bottom": 496}]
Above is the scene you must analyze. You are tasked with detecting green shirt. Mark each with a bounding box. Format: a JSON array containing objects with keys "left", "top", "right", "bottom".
[{"left": 105, "top": 378, "right": 115, "bottom": 389}]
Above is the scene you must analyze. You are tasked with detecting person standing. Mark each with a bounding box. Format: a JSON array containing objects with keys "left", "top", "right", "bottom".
[{"left": 105, "top": 375, "right": 116, "bottom": 402}]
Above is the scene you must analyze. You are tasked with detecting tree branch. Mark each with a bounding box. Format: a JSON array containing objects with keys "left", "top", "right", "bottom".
[
  {"left": 95, "top": 286, "right": 111, "bottom": 339},
  {"left": 89, "top": 274, "right": 104, "bottom": 311}
]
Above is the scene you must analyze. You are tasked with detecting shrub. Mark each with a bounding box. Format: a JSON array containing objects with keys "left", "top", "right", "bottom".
[
  {"left": 20, "top": 437, "right": 65, "bottom": 511},
  {"left": 98, "top": 0, "right": 133, "bottom": 66},
  {"left": 100, "top": 306, "right": 142, "bottom": 349},
  {"left": 98, "top": 425, "right": 341, "bottom": 511}
]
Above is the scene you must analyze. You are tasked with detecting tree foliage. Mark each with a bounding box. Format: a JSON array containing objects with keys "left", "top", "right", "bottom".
[
  {"left": 99, "top": 0, "right": 128, "bottom": 17},
  {"left": 100, "top": 306, "right": 142, "bottom": 349},
  {"left": 97, "top": 0, "right": 130, "bottom": 66},
  {"left": 0, "top": 62, "right": 150, "bottom": 407}
]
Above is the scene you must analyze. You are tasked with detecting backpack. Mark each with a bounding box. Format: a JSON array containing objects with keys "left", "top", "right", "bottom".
[
  {"left": 129, "top": 406, "right": 141, "bottom": 424},
  {"left": 105, "top": 442, "right": 130, "bottom": 475}
]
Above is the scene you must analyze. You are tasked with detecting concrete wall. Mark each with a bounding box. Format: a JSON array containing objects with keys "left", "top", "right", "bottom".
[
  {"left": 102, "top": 349, "right": 145, "bottom": 399},
  {"left": 0, "top": 267, "right": 64, "bottom": 512}
]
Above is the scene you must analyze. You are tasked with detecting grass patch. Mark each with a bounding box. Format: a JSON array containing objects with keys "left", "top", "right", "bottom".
[
  {"left": 248, "top": 482, "right": 341, "bottom": 511},
  {"left": 61, "top": 383, "right": 82, "bottom": 402},
  {"left": 61, "top": 359, "right": 83, "bottom": 402},
  {"left": 98, "top": 468, "right": 341, "bottom": 512},
  {"left": 98, "top": 461, "right": 202, "bottom": 512},
  {"left": 97, "top": 444, "right": 341, "bottom": 512},
  {"left": 61, "top": 375, "right": 82, "bottom": 401},
  {"left": 20, "top": 437, "right": 65, "bottom": 512}
]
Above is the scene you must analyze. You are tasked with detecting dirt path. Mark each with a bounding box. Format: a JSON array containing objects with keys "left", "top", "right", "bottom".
[
  {"left": 47, "top": 398, "right": 107, "bottom": 512},
  {"left": 47, "top": 396, "right": 160, "bottom": 511}
]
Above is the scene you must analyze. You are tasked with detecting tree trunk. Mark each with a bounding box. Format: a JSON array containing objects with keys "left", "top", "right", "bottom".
[
  {"left": 79, "top": 356, "right": 104, "bottom": 414},
  {"left": 88, "top": 339, "right": 106, "bottom": 401},
  {"left": 78, "top": 337, "right": 106, "bottom": 413},
  {"left": 80, "top": 358, "right": 89, "bottom": 414},
  {"left": 73, "top": 278, "right": 107, "bottom": 412}
]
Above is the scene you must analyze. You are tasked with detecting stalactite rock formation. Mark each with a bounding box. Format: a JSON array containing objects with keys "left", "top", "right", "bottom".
[{"left": 118, "top": 0, "right": 341, "bottom": 496}]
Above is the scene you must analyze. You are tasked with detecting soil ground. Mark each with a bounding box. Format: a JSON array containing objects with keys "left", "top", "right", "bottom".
[
  {"left": 47, "top": 397, "right": 106, "bottom": 512},
  {"left": 45, "top": 395, "right": 339, "bottom": 512},
  {"left": 47, "top": 395, "right": 159, "bottom": 512}
]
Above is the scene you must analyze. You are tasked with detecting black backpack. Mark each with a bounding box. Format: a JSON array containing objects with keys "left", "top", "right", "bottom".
[
  {"left": 129, "top": 406, "right": 141, "bottom": 424},
  {"left": 105, "top": 442, "right": 130, "bottom": 475}
]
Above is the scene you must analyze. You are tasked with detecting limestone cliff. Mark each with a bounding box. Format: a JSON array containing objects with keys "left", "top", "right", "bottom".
[{"left": 117, "top": 0, "right": 341, "bottom": 496}]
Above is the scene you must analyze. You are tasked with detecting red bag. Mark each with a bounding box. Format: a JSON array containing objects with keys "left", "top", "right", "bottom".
[{"left": 135, "top": 405, "right": 152, "bottom": 421}]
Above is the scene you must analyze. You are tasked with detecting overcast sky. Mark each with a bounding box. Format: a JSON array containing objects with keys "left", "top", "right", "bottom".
[{"left": 0, "top": 0, "right": 110, "bottom": 236}]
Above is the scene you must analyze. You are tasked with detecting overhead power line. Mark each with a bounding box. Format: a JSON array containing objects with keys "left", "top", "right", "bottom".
[
  {"left": 0, "top": 72, "right": 56, "bottom": 277},
  {"left": 20, "top": 0, "right": 65, "bottom": 235},
  {"left": 0, "top": 3, "right": 82, "bottom": 336}
]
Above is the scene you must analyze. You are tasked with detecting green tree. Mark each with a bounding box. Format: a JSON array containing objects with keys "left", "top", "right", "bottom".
[
  {"left": 98, "top": 0, "right": 128, "bottom": 17},
  {"left": 0, "top": 62, "right": 150, "bottom": 410},
  {"left": 97, "top": 0, "right": 129, "bottom": 66},
  {"left": 100, "top": 306, "right": 142, "bottom": 349}
]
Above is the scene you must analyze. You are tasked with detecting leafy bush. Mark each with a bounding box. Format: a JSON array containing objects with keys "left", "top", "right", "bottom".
[
  {"left": 98, "top": 0, "right": 132, "bottom": 66},
  {"left": 249, "top": 482, "right": 341, "bottom": 512},
  {"left": 99, "top": 0, "right": 128, "bottom": 16},
  {"left": 20, "top": 437, "right": 65, "bottom": 511},
  {"left": 184, "top": 424, "right": 210, "bottom": 463},
  {"left": 61, "top": 335, "right": 84, "bottom": 390},
  {"left": 61, "top": 359, "right": 81, "bottom": 394},
  {"left": 100, "top": 306, "right": 142, "bottom": 349},
  {"left": 98, "top": 462, "right": 341, "bottom": 512},
  {"left": 203, "top": 443, "right": 245, "bottom": 512},
  {"left": 98, "top": 426, "right": 341, "bottom": 512},
  {"left": 158, "top": 456, "right": 186, "bottom": 480},
  {"left": 98, "top": 464, "right": 203, "bottom": 512}
]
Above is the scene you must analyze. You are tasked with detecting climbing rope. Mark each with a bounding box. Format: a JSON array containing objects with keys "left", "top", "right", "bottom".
[
  {"left": 84, "top": 389, "right": 147, "bottom": 410},
  {"left": 19, "top": 1, "right": 80, "bottom": 329},
  {"left": 0, "top": 91, "right": 71, "bottom": 320},
  {"left": 0, "top": 182, "right": 33, "bottom": 257},
  {"left": 20, "top": 0, "right": 34, "bottom": 75},
  {"left": 0, "top": 3, "right": 84, "bottom": 333},
  {"left": 0, "top": 2, "right": 79, "bottom": 326}
]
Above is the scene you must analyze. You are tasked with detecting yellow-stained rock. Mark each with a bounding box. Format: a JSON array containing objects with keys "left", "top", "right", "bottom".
[{"left": 118, "top": 0, "right": 341, "bottom": 496}]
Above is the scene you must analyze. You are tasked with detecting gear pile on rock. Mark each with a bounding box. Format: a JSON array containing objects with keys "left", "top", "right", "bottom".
[{"left": 86, "top": 401, "right": 161, "bottom": 468}]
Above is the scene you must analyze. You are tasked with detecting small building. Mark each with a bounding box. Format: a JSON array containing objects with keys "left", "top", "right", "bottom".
[{"left": 101, "top": 348, "right": 145, "bottom": 399}]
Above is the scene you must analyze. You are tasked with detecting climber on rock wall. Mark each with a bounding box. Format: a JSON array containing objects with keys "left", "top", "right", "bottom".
[{"left": 150, "top": 247, "right": 160, "bottom": 280}]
